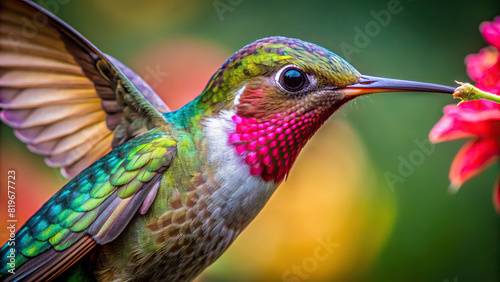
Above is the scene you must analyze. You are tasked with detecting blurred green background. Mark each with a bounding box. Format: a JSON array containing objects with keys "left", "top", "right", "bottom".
[{"left": 1, "top": 0, "right": 499, "bottom": 281}]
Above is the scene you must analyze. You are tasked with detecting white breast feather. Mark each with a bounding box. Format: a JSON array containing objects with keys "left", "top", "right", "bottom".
[{"left": 203, "top": 110, "right": 279, "bottom": 227}]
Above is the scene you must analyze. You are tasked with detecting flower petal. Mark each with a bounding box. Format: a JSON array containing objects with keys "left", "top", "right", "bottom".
[
  {"left": 465, "top": 47, "right": 498, "bottom": 82},
  {"left": 445, "top": 102, "right": 500, "bottom": 122},
  {"left": 475, "top": 64, "right": 500, "bottom": 95},
  {"left": 429, "top": 105, "right": 500, "bottom": 143},
  {"left": 480, "top": 16, "right": 500, "bottom": 50},
  {"left": 429, "top": 114, "right": 476, "bottom": 142},
  {"left": 449, "top": 138, "right": 499, "bottom": 188}
]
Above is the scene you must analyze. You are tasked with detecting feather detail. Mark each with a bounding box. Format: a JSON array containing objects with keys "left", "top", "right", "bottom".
[
  {"left": 4, "top": 236, "right": 96, "bottom": 282},
  {"left": 0, "top": 88, "right": 98, "bottom": 109},
  {"left": 0, "top": 130, "right": 177, "bottom": 280},
  {"left": 0, "top": 52, "right": 84, "bottom": 75},
  {"left": 2, "top": 102, "right": 101, "bottom": 128},
  {"left": 0, "top": 70, "right": 94, "bottom": 88},
  {"left": 139, "top": 180, "right": 160, "bottom": 215},
  {"left": 61, "top": 134, "right": 113, "bottom": 179},
  {"left": 0, "top": 0, "right": 170, "bottom": 180},
  {"left": 16, "top": 111, "right": 106, "bottom": 144}
]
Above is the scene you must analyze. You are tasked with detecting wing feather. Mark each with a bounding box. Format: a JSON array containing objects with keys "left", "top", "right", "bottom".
[
  {"left": 17, "top": 111, "right": 106, "bottom": 144},
  {"left": 11, "top": 235, "right": 96, "bottom": 282},
  {"left": 0, "top": 130, "right": 177, "bottom": 281},
  {"left": 0, "top": 88, "right": 98, "bottom": 109},
  {"left": 62, "top": 134, "right": 113, "bottom": 179},
  {"left": 0, "top": 0, "right": 171, "bottom": 178}
]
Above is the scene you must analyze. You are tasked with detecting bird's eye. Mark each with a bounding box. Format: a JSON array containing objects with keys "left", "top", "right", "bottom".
[{"left": 279, "top": 67, "right": 308, "bottom": 92}]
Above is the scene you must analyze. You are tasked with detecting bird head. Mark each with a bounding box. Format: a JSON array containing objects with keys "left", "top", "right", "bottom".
[{"left": 196, "top": 36, "right": 454, "bottom": 182}]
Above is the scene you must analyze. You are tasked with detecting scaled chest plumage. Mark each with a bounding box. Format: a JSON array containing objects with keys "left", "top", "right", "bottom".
[{"left": 95, "top": 111, "right": 279, "bottom": 281}]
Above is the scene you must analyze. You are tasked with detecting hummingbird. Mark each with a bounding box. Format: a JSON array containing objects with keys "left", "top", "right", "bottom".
[{"left": 0, "top": 0, "right": 455, "bottom": 281}]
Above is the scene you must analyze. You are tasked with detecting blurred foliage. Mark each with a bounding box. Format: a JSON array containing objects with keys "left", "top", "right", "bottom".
[{"left": 1, "top": 0, "right": 499, "bottom": 281}]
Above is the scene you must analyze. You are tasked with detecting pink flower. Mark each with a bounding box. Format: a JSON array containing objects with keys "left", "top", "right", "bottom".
[{"left": 429, "top": 16, "right": 500, "bottom": 214}]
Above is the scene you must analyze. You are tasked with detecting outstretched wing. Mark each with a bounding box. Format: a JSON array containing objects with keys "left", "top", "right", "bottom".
[
  {"left": 0, "top": 0, "right": 170, "bottom": 178},
  {"left": 0, "top": 129, "right": 177, "bottom": 281}
]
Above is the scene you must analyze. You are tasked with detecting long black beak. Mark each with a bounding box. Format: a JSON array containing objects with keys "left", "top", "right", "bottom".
[{"left": 341, "top": 75, "right": 455, "bottom": 97}]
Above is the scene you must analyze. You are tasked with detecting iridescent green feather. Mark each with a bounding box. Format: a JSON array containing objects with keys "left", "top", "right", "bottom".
[{"left": 0, "top": 129, "right": 177, "bottom": 276}]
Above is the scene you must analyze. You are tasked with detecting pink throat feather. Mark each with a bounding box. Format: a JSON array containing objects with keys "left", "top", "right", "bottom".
[{"left": 228, "top": 109, "right": 333, "bottom": 182}]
